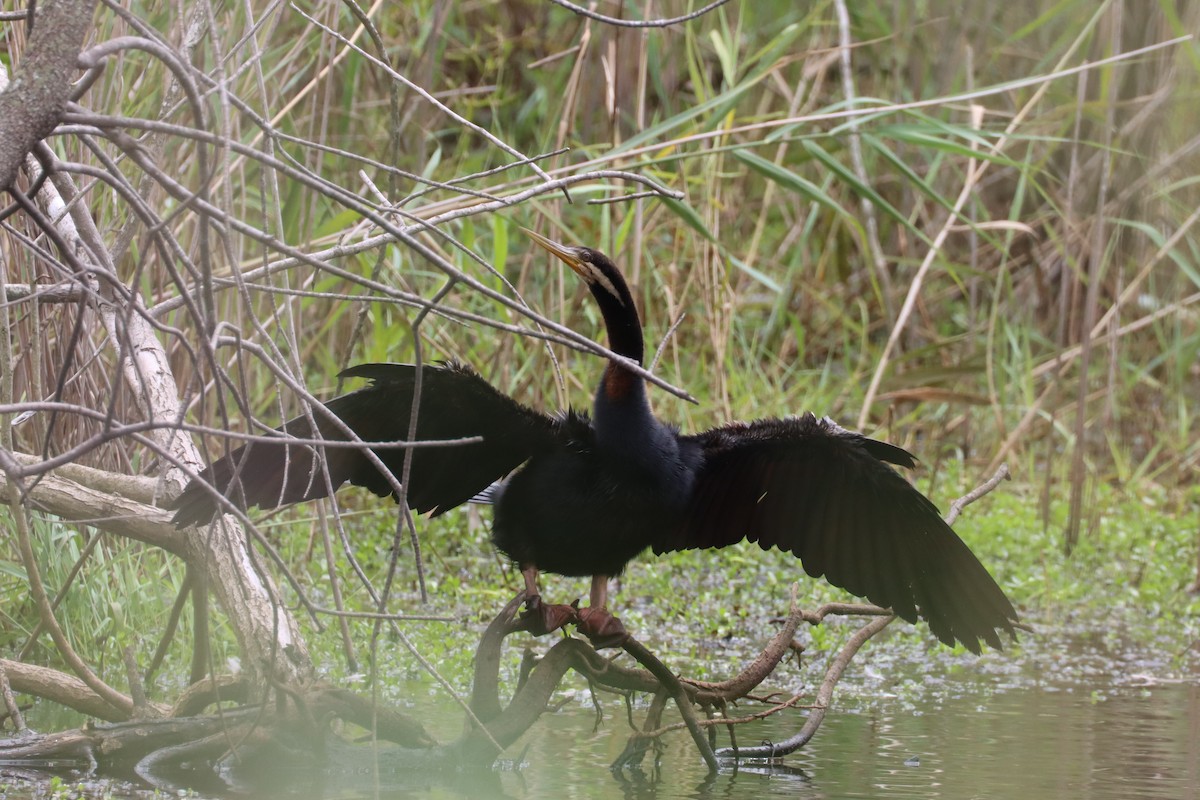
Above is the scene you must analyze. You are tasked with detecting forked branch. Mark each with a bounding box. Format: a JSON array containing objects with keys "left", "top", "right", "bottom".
[{"left": 455, "top": 591, "right": 894, "bottom": 773}]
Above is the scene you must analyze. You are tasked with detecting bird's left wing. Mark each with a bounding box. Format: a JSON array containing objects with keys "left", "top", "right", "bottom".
[
  {"left": 656, "top": 413, "right": 1018, "bottom": 653},
  {"left": 171, "top": 362, "right": 562, "bottom": 526}
]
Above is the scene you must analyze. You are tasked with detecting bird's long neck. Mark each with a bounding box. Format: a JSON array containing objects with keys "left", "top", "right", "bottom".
[
  {"left": 588, "top": 280, "right": 655, "bottom": 448},
  {"left": 596, "top": 289, "right": 644, "bottom": 401}
]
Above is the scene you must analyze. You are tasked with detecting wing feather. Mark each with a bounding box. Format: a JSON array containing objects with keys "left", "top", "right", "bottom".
[
  {"left": 662, "top": 413, "right": 1018, "bottom": 652},
  {"left": 171, "top": 362, "right": 561, "bottom": 526},
  {"left": 832, "top": 478, "right": 869, "bottom": 598}
]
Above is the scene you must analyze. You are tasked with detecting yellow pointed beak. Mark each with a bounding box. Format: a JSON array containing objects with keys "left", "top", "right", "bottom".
[{"left": 520, "top": 226, "right": 587, "bottom": 277}]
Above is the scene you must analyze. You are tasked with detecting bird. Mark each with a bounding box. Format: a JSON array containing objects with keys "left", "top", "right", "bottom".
[{"left": 171, "top": 226, "right": 1020, "bottom": 653}]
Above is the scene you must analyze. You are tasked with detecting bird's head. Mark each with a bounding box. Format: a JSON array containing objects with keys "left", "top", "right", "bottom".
[
  {"left": 520, "top": 227, "right": 630, "bottom": 309},
  {"left": 521, "top": 225, "right": 644, "bottom": 370}
]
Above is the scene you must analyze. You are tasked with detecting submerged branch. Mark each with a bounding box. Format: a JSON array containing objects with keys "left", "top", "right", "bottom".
[
  {"left": 715, "top": 613, "right": 895, "bottom": 760},
  {"left": 620, "top": 637, "right": 718, "bottom": 773},
  {"left": 453, "top": 592, "right": 895, "bottom": 771}
]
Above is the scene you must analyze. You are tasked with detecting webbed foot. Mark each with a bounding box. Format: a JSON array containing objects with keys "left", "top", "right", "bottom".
[
  {"left": 512, "top": 594, "right": 578, "bottom": 636},
  {"left": 576, "top": 606, "right": 630, "bottom": 649}
]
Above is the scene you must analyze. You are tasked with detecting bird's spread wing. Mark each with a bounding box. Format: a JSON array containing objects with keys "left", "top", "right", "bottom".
[
  {"left": 658, "top": 413, "right": 1018, "bottom": 653},
  {"left": 170, "top": 362, "right": 561, "bottom": 526}
]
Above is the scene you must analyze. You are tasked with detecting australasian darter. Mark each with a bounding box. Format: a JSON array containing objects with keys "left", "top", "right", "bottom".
[{"left": 172, "top": 228, "right": 1020, "bottom": 653}]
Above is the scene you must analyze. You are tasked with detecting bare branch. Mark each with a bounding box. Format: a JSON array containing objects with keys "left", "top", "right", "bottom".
[
  {"left": 7, "top": 448, "right": 160, "bottom": 504},
  {"left": 0, "top": 466, "right": 185, "bottom": 554},
  {"left": 2, "top": 283, "right": 89, "bottom": 303},
  {"left": 545, "top": 0, "right": 735, "bottom": 28},
  {"left": 715, "top": 614, "right": 895, "bottom": 760},
  {"left": 945, "top": 464, "right": 1011, "bottom": 526},
  {"left": 6, "top": 495, "right": 135, "bottom": 717},
  {"left": 621, "top": 636, "right": 718, "bottom": 773},
  {"left": 0, "top": 658, "right": 155, "bottom": 722}
]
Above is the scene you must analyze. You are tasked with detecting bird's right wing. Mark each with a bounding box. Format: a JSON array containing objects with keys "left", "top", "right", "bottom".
[
  {"left": 170, "top": 362, "right": 561, "bottom": 526},
  {"left": 657, "top": 413, "right": 1018, "bottom": 654}
]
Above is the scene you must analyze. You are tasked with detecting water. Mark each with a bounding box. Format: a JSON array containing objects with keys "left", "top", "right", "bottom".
[
  {"left": 432, "top": 684, "right": 1200, "bottom": 799},
  {"left": 11, "top": 682, "right": 1192, "bottom": 799},
  {"left": 782, "top": 687, "right": 1200, "bottom": 799}
]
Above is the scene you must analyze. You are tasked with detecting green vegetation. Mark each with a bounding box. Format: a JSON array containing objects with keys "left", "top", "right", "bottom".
[{"left": 306, "top": 465, "right": 1199, "bottom": 697}]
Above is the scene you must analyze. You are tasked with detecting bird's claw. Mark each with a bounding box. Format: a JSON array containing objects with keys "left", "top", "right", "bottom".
[
  {"left": 576, "top": 606, "right": 629, "bottom": 649},
  {"left": 509, "top": 593, "right": 629, "bottom": 649},
  {"left": 512, "top": 594, "right": 578, "bottom": 636}
]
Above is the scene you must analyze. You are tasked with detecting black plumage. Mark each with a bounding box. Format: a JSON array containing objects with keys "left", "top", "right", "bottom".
[{"left": 172, "top": 228, "right": 1019, "bottom": 653}]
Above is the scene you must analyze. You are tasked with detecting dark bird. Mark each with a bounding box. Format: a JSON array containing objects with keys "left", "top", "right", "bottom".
[{"left": 172, "top": 228, "right": 1019, "bottom": 653}]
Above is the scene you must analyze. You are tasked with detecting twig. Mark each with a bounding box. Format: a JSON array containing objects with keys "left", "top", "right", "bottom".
[
  {"left": 0, "top": 662, "right": 26, "bottom": 732},
  {"left": 146, "top": 572, "right": 192, "bottom": 684},
  {"left": 625, "top": 693, "right": 815, "bottom": 739},
  {"left": 945, "top": 464, "right": 1010, "bottom": 525},
  {"left": 546, "top": 0, "right": 735, "bottom": 28},
  {"left": 292, "top": 4, "right": 562, "bottom": 197},
  {"left": 587, "top": 190, "right": 665, "bottom": 205},
  {"left": 610, "top": 689, "right": 670, "bottom": 771},
  {"left": 16, "top": 529, "right": 104, "bottom": 662},
  {"left": 6, "top": 489, "right": 133, "bottom": 718},
  {"left": 648, "top": 313, "right": 686, "bottom": 373}
]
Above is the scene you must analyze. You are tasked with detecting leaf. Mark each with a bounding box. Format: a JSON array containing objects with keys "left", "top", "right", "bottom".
[
  {"left": 800, "top": 140, "right": 914, "bottom": 232},
  {"left": 660, "top": 196, "right": 716, "bottom": 242},
  {"left": 1114, "top": 218, "right": 1200, "bottom": 289},
  {"left": 862, "top": 133, "right": 955, "bottom": 215},
  {"left": 491, "top": 215, "right": 508, "bottom": 272},
  {"left": 732, "top": 149, "right": 863, "bottom": 234},
  {"left": 874, "top": 123, "right": 1009, "bottom": 164},
  {"left": 727, "top": 254, "right": 782, "bottom": 293}
]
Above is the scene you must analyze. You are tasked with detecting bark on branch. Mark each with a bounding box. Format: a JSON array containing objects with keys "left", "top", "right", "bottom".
[
  {"left": 0, "top": 465, "right": 186, "bottom": 555},
  {"left": 0, "top": 0, "right": 99, "bottom": 191},
  {"left": 0, "top": 658, "right": 165, "bottom": 722}
]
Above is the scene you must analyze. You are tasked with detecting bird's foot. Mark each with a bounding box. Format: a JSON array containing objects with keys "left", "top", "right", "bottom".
[
  {"left": 512, "top": 594, "right": 578, "bottom": 637},
  {"left": 576, "top": 606, "right": 629, "bottom": 649}
]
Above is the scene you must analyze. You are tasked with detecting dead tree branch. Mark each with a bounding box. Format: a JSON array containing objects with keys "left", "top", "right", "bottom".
[
  {"left": 946, "top": 464, "right": 1011, "bottom": 525},
  {"left": 11, "top": 136, "right": 313, "bottom": 689},
  {"left": 0, "top": 659, "right": 154, "bottom": 723},
  {"left": 621, "top": 637, "right": 718, "bottom": 773},
  {"left": 0, "top": 465, "right": 185, "bottom": 554},
  {"left": 448, "top": 593, "right": 896, "bottom": 772},
  {"left": 714, "top": 613, "right": 894, "bottom": 760}
]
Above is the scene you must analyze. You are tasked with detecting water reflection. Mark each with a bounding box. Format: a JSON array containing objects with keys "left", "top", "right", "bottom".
[
  {"left": 4, "top": 684, "right": 1197, "bottom": 799},
  {"left": 250, "top": 684, "right": 1200, "bottom": 799}
]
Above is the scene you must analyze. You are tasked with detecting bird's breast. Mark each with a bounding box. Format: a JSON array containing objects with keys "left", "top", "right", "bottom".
[{"left": 490, "top": 447, "right": 691, "bottom": 578}]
